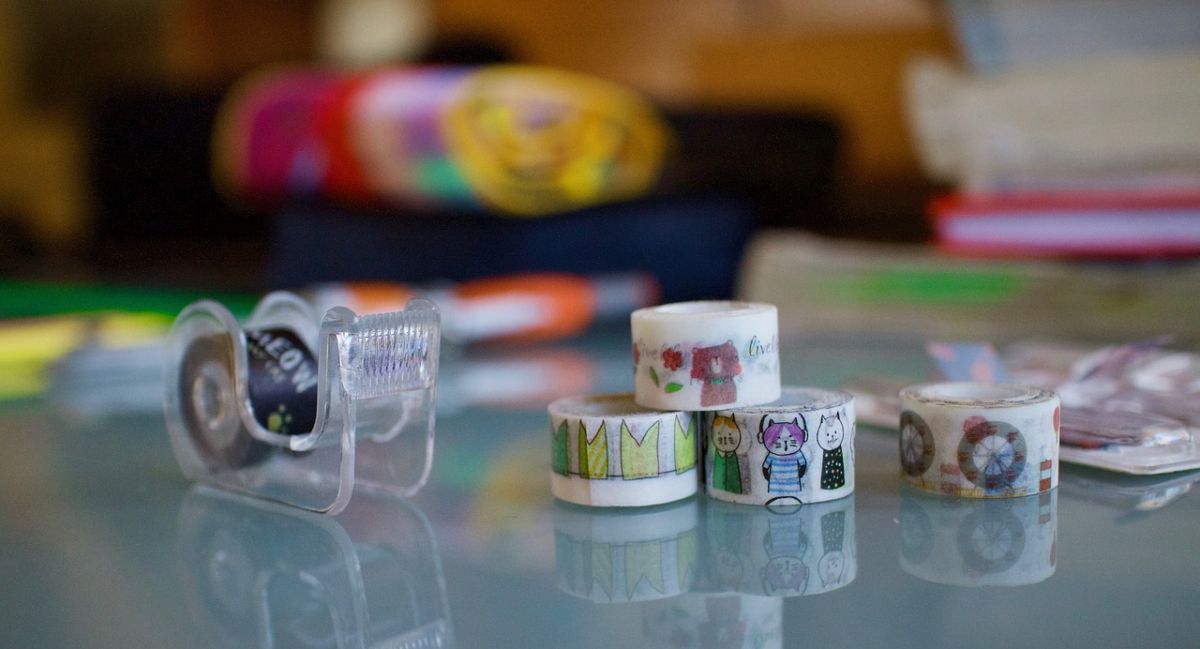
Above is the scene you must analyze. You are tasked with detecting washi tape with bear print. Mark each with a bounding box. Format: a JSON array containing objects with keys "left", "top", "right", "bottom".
[
  {"left": 549, "top": 393, "right": 700, "bottom": 507},
  {"left": 704, "top": 387, "right": 855, "bottom": 507},
  {"left": 631, "top": 301, "right": 780, "bottom": 411},
  {"left": 899, "top": 382, "right": 1060, "bottom": 498}
]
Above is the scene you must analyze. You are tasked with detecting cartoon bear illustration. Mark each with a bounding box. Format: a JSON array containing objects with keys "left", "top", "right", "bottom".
[{"left": 691, "top": 341, "right": 741, "bottom": 407}]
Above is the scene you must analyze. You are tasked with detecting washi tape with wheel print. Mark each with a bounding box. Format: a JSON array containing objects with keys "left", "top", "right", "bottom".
[{"left": 898, "top": 382, "right": 1060, "bottom": 498}]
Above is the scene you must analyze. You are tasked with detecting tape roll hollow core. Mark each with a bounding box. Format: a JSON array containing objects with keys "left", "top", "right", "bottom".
[{"left": 899, "top": 382, "right": 1060, "bottom": 498}]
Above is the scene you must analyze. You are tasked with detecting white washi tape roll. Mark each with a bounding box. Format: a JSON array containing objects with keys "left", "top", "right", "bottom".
[
  {"left": 899, "top": 382, "right": 1060, "bottom": 498},
  {"left": 705, "top": 387, "right": 855, "bottom": 506},
  {"left": 631, "top": 301, "right": 780, "bottom": 411},
  {"left": 549, "top": 393, "right": 699, "bottom": 507},
  {"left": 899, "top": 488, "right": 1057, "bottom": 587}
]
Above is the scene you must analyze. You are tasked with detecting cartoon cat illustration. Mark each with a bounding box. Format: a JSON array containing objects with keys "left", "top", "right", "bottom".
[
  {"left": 818, "top": 510, "right": 847, "bottom": 588},
  {"left": 709, "top": 414, "right": 744, "bottom": 494},
  {"left": 817, "top": 411, "right": 848, "bottom": 490},
  {"left": 691, "top": 341, "right": 741, "bottom": 407},
  {"left": 761, "top": 510, "right": 809, "bottom": 596},
  {"left": 759, "top": 415, "right": 807, "bottom": 504}
]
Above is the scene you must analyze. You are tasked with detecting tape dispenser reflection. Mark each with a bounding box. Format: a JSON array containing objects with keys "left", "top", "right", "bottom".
[{"left": 164, "top": 291, "right": 440, "bottom": 514}]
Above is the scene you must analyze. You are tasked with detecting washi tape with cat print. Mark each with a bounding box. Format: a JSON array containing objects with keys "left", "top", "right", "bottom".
[
  {"left": 704, "top": 387, "right": 855, "bottom": 507},
  {"left": 549, "top": 393, "right": 699, "bottom": 507},
  {"left": 631, "top": 301, "right": 780, "bottom": 411},
  {"left": 899, "top": 382, "right": 1060, "bottom": 498}
]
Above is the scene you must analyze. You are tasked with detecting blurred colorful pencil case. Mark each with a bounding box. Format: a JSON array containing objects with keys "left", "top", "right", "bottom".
[{"left": 213, "top": 65, "right": 672, "bottom": 216}]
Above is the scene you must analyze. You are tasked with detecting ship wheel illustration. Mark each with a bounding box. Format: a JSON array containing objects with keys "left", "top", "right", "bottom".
[
  {"left": 956, "top": 505, "right": 1025, "bottom": 574},
  {"left": 957, "top": 419, "right": 1026, "bottom": 491},
  {"left": 899, "top": 411, "right": 935, "bottom": 477}
]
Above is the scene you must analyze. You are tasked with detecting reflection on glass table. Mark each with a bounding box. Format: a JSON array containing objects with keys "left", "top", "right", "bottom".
[
  {"left": 177, "top": 486, "right": 453, "bottom": 649},
  {"left": 1059, "top": 468, "right": 1200, "bottom": 518},
  {"left": 552, "top": 495, "right": 855, "bottom": 649},
  {"left": 553, "top": 498, "right": 699, "bottom": 603},
  {"left": 898, "top": 487, "right": 1056, "bottom": 588}
]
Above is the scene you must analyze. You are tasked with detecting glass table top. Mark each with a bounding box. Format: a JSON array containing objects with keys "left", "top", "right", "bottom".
[{"left": 1, "top": 327, "right": 1198, "bottom": 648}]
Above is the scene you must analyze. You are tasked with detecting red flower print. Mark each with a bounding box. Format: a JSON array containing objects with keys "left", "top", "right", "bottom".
[
  {"left": 662, "top": 347, "right": 683, "bottom": 371},
  {"left": 963, "top": 415, "right": 988, "bottom": 434}
]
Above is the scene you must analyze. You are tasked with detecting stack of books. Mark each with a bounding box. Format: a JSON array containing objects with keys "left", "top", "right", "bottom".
[{"left": 907, "top": 1, "right": 1200, "bottom": 257}]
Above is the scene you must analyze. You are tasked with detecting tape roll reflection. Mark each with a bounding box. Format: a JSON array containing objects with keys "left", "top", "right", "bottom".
[
  {"left": 899, "top": 382, "right": 1060, "bottom": 498},
  {"left": 700, "top": 496, "right": 856, "bottom": 597},
  {"left": 641, "top": 593, "right": 782, "bottom": 649},
  {"left": 898, "top": 487, "right": 1057, "bottom": 587},
  {"left": 553, "top": 498, "right": 699, "bottom": 603}
]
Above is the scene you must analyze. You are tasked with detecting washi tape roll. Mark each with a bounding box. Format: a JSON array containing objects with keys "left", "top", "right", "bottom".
[
  {"left": 899, "top": 382, "right": 1060, "bottom": 498},
  {"left": 553, "top": 498, "right": 698, "bottom": 602},
  {"left": 632, "top": 301, "right": 780, "bottom": 411},
  {"left": 704, "top": 387, "right": 855, "bottom": 507},
  {"left": 701, "top": 496, "right": 856, "bottom": 597},
  {"left": 548, "top": 393, "right": 699, "bottom": 507},
  {"left": 899, "top": 487, "right": 1057, "bottom": 587}
]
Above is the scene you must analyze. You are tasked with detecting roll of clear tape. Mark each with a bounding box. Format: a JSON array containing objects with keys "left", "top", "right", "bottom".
[
  {"left": 548, "top": 393, "right": 699, "bottom": 507},
  {"left": 705, "top": 387, "right": 855, "bottom": 507},
  {"left": 899, "top": 382, "right": 1060, "bottom": 498},
  {"left": 631, "top": 301, "right": 780, "bottom": 411}
]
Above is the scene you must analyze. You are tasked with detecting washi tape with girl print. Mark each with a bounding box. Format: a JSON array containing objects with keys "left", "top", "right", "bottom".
[
  {"left": 631, "top": 301, "right": 780, "bottom": 411},
  {"left": 549, "top": 393, "right": 699, "bottom": 507},
  {"left": 899, "top": 382, "right": 1060, "bottom": 498},
  {"left": 704, "top": 387, "right": 855, "bottom": 507}
]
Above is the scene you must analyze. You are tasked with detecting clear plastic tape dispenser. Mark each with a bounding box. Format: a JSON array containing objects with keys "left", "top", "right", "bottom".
[{"left": 164, "top": 291, "right": 440, "bottom": 514}]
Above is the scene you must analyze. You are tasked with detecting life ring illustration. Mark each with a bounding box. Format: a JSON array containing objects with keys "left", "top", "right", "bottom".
[
  {"left": 899, "top": 410, "right": 935, "bottom": 477},
  {"left": 957, "top": 419, "right": 1026, "bottom": 491},
  {"left": 956, "top": 507, "right": 1025, "bottom": 574}
]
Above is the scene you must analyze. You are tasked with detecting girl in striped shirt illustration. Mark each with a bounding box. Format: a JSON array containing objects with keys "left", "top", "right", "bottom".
[{"left": 759, "top": 415, "right": 807, "bottom": 504}]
